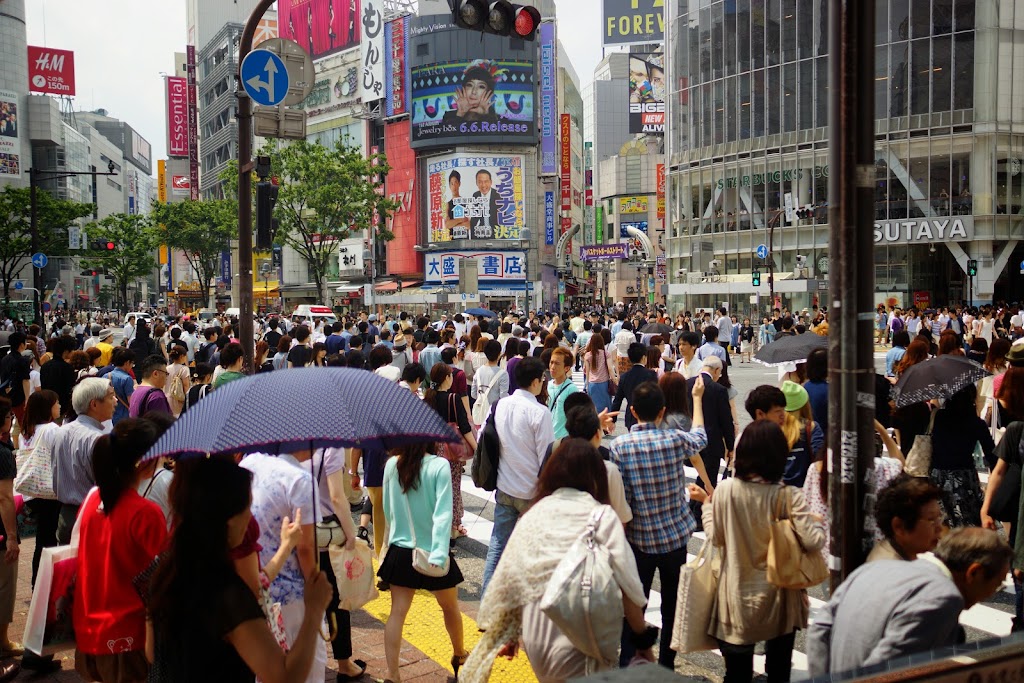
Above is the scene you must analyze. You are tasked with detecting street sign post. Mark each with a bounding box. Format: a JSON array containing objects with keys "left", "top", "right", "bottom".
[
  {"left": 755, "top": 244, "right": 768, "bottom": 260},
  {"left": 31, "top": 253, "right": 48, "bottom": 269},
  {"left": 256, "top": 38, "right": 314, "bottom": 106},
  {"left": 14, "top": 282, "right": 23, "bottom": 291},
  {"left": 240, "top": 49, "right": 289, "bottom": 106}
]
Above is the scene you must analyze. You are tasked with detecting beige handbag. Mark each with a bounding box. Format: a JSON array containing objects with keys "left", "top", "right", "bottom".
[
  {"left": 671, "top": 536, "right": 719, "bottom": 653},
  {"left": 766, "top": 487, "right": 828, "bottom": 590},
  {"left": 903, "top": 408, "right": 937, "bottom": 477}
]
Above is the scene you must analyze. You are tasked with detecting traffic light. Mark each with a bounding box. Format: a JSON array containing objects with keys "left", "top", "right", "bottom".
[
  {"left": 452, "top": 1, "right": 542, "bottom": 40},
  {"left": 752, "top": 270, "right": 761, "bottom": 287},
  {"left": 80, "top": 269, "right": 98, "bottom": 277},
  {"left": 256, "top": 181, "right": 279, "bottom": 251},
  {"left": 968, "top": 259, "right": 978, "bottom": 277},
  {"left": 89, "top": 239, "right": 115, "bottom": 251}
]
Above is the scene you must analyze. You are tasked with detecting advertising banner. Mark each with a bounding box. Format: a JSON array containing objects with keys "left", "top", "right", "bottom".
[
  {"left": 359, "top": 0, "right": 385, "bottom": 101},
  {"left": 186, "top": 47, "right": 199, "bottom": 200},
  {"left": 427, "top": 154, "right": 526, "bottom": 242},
  {"left": 596, "top": 205, "right": 604, "bottom": 243},
  {"left": 539, "top": 23, "right": 557, "bottom": 175},
  {"left": 619, "top": 196, "right": 649, "bottom": 214},
  {"left": 166, "top": 77, "right": 188, "bottom": 158},
  {"left": 603, "top": 0, "right": 664, "bottom": 46},
  {"left": 294, "top": 55, "right": 360, "bottom": 119},
  {"left": 220, "top": 251, "right": 232, "bottom": 286},
  {"left": 171, "top": 175, "right": 191, "bottom": 196},
  {"left": 384, "top": 120, "right": 418, "bottom": 275},
  {"left": 560, "top": 113, "right": 571, "bottom": 212},
  {"left": 620, "top": 220, "right": 648, "bottom": 238},
  {"left": 656, "top": 163, "right": 665, "bottom": 218},
  {"left": 545, "top": 191, "right": 555, "bottom": 245},
  {"left": 629, "top": 53, "right": 665, "bottom": 133},
  {"left": 0, "top": 89, "right": 20, "bottom": 179},
  {"left": 278, "top": 0, "right": 360, "bottom": 61},
  {"left": 385, "top": 16, "right": 409, "bottom": 117},
  {"left": 580, "top": 243, "right": 629, "bottom": 261},
  {"left": 656, "top": 255, "right": 666, "bottom": 283},
  {"left": 424, "top": 251, "right": 526, "bottom": 284},
  {"left": 27, "top": 46, "right": 75, "bottom": 96},
  {"left": 411, "top": 60, "right": 535, "bottom": 145},
  {"left": 157, "top": 160, "right": 167, "bottom": 203}
]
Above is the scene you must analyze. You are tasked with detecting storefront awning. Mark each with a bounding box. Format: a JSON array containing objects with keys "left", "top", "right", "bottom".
[
  {"left": 336, "top": 285, "right": 363, "bottom": 294},
  {"left": 374, "top": 280, "right": 423, "bottom": 293}
]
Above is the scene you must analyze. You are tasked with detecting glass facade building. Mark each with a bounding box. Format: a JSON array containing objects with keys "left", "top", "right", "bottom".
[{"left": 665, "top": 1, "right": 1024, "bottom": 314}]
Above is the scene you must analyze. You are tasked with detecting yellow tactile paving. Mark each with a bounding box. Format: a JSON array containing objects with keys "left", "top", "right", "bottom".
[{"left": 362, "top": 587, "right": 539, "bottom": 682}]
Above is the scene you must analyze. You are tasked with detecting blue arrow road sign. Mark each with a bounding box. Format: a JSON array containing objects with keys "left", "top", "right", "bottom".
[
  {"left": 31, "top": 253, "right": 48, "bottom": 269},
  {"left": 240, "top": 49, "right": 289, "bottom": 107},
  {"left": 14, "top": 281, "right": 22, "bottom": 291},
  {"left": 756, "top": 244, "right": 768, "bottom": 260}
]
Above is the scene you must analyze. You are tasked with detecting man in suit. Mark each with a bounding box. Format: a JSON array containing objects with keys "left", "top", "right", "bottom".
[
  {"left": 470, "top": 169, "right": 501, "bottom": 235},
  {"left": 611, "top": 342, "right": 658, "bottom": 431},
  {"left": 685, "top": 355, "right": 735, "bottom": 521}
]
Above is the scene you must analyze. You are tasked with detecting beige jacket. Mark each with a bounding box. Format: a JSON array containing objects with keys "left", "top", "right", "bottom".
[{"left": 702, "top": 478, "right": 826, "bottom": 645}]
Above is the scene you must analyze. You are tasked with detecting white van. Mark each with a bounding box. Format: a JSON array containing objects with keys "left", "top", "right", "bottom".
[{"left": 290, "top": 304, "right": 337, "bottom": 327}]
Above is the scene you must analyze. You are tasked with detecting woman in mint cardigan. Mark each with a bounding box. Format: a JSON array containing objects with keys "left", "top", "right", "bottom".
[{"left": 377, "top": 442, "right": 468, "bottom": 682}]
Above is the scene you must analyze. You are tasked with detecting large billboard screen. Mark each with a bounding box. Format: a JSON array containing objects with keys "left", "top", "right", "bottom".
[
  {"left": 603, "top": 0, "right": 664, "bottom": 47},
  {"left": 0, "top": 90, "right": 20, "bottom": 179},
  {"left": 279, "top": 0, "right": 361, "bottom": 61},
  {"left": 629, "top": 53, "right": 665, "bottom": 133},
  {"left": 166, "top": 77, "right": 188, "bottom": 158},
  {"left": 27, "top": 46, "right": 76, "bottom": 96},
  {"left": 411, "top": 60, "right": 535, "bottom": 145},
  {"left": 427, "top": 154, "right": 526, "bottom": 243}
]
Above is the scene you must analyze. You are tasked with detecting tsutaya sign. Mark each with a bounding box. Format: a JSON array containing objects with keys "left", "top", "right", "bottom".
[{"left": 874, "top": 216, "right": 973, "bottom": 244}]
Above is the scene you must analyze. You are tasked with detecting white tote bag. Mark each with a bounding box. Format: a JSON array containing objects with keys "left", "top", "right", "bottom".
[{"left": 671, "top": 536, "right": 720, "bottom": 654}]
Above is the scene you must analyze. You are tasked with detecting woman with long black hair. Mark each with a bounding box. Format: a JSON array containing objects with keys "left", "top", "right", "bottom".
[
  {"left": 148, "top": 456, "right": 331, "bottom": 682},
  {"left": 378, "top": 441, "right": 467, "bottom": 683},
  {"left": 425, "top": 364, "right": 476, "bottom": 540},
  {"left": 18, "top": 389, "right": 61, "bottom": 586}
]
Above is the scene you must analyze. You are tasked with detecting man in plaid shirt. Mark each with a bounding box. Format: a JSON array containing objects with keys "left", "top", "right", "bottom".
[{"left": 611, "top": 377, "right": 708, "bottom": 668}]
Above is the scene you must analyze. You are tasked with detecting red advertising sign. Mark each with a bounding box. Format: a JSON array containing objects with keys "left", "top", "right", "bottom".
[
  {"left": 27, "top": 46, "right": 75, "bottom": 96},
  {"left": 387, "top": 17, "right": 407, "bottom": 117},
  {"left": 656, "top": 163, "right": 666, "bottom": 219},
  {"left": 166, "top": 77, "right": 188, "bottom": 158},
  {"left": 186, "top": 46, "right": 199, "bottom": 200},
  {"left": 585, "top": 189, "right": 593, "bottom": 206},
  {"left": 384, "top": 121, "right": 418, "bottom": 275},
  {"left": 560, "top": 113, "right": 571, "bottom": 213},
  {"left": 171, "top": 175, "right": 191, "bottom": 193}
]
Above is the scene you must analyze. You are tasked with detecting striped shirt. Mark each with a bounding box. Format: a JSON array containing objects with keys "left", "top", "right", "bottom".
[
  {"left": 611, "top": 423, "right": 708, "bottom": 554},
  {"left": 51, "top": 415, "right": 111, "bottom": 506}
]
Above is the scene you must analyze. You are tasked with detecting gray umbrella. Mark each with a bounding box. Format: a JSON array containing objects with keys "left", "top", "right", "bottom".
[
  {"left": 640, "top": 322, "right": 674, "bottom": 335},
  {"left": 753, "top": 332, "right": 828, "bottom": 366},
  {"left": 891, "top": 355, "right": 990, "bottom": 408}
]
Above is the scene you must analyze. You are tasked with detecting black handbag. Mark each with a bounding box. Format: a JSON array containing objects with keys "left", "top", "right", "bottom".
[
  {"left": 470, "top": 401, "right": 501, "bottom": 491},
  {"left": 989, "top": 424, "right": 1023, "bottom": 523}
]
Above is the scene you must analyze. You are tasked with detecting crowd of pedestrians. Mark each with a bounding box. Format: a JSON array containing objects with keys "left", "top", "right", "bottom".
[{"left": 0, "top": 301, "right": 1013, "bottom": 682}]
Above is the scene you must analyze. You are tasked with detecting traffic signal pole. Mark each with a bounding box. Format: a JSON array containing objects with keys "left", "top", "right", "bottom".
[
  {"left": 827, "top": 0, "right": 876, "bottom": 588},
  {"left": 236, "top": 0, "right": 276, "bottom": 373}
]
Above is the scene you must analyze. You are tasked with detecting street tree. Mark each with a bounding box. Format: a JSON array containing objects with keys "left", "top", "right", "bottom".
[
  {"left": 0, "top": 186, "right": 93, "bottom": 300},
  {"left": 82, "top": 213, "right": 160, "bottom": 312},
  {"left": 226, "top": 139, "right": 399, "bottom": 303},
  {"left": 151, "top": 199, "right": 237, "bottom": 308}
]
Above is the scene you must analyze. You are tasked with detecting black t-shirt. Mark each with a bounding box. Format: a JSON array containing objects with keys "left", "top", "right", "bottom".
[
  {"left": 264, "top": 330, "right": 282, "bottom": 349},
  {"left": 150, "top": 572, "right": 264, "bottom": 682},
  {"left": 287, "top": 345, "right": 312, "bottom": 367},
  {"left": 0, "top": 441, "right": 14, "bottom": 549},
  {"left": 0, "top": 353, "right": 29, "bottom": 406},
  {"left": 39, "top": 357, "right": 75, "bottom": 416}
]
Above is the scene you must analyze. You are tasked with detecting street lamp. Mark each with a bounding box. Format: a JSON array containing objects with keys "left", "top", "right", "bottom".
[{"left": 30, "top": 160, "right": 118, "bottom": 323}]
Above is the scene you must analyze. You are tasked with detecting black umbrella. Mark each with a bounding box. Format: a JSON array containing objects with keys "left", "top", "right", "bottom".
[
  {"left": 753, "top": 332, "right": 828, "bottom": 366},
  {"left": 640, "top": 322, "right": 674, "bottom": 335},
  {"left": 891, "top": 354, "right": 990, "bottom": 408}
]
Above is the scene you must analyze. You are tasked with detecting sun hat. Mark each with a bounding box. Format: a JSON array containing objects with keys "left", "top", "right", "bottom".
[
  {"left": 1007, "top": 339, "right": 1024, "bottom": 367},
  {"left": 98, "top": 329, "right": 114, "bottom": 341},
  {"left": 781, "top": 380, "right": 809, "bottom": 412}
]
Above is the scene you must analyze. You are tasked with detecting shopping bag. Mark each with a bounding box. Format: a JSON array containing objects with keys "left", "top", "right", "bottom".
[
  {"left": 671, "top": 537, "right": 719, "bottom": 653},
  {"left": 329, "top": 539, "right": 378, "bottom": 611},
  {"left": 24, "top": 545, "right": 78, "bottom": 656}
]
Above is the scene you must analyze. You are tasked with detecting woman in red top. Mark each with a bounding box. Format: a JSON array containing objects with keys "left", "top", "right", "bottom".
[{"left": 73, "top": 419, "right": 167, "bottom": 682}]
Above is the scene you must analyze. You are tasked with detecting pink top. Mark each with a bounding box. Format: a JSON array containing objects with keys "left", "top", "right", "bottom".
[{"left": 584, "top": 350, "right": 612, "bottom": 383}]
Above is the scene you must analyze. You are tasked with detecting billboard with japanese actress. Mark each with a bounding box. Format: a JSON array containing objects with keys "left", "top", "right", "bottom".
[
  {"left": 411, "top": 59, "right": 535, "bottom": 147},
  {"left": 427, "top": 154, "right": 526, "bottom": 242},
  {"left": 279, "top": 0, "right": 360, "bottom": 61},
  {"left": 628, "top": 52, "right": 665, "bottom": 133}
]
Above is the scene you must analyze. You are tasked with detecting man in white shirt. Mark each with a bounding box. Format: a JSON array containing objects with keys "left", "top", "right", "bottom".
[
  {"left": 481, "top": 357, "right": 554, "bottom": 594},
  {"left": 122, "top": 315, "right": 136, "bottom": 347},
  {"left": 674, "top": 331, "right": 704, "bottom": 379}
]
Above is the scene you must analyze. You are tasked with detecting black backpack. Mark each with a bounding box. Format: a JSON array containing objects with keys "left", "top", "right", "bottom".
[{"left": 470, "top": 401, "right": 501, "bottom": 491}]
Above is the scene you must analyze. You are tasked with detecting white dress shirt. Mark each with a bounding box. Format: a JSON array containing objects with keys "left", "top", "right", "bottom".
[{"left": 490, "top": 389, "right": 554, "bottom": 500}]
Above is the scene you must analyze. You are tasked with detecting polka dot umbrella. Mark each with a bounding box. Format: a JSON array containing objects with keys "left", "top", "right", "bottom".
[
  {"left": 891, "top": 354, "right": 990, "bottom": 409},
  {"left": 142, "top": 367, "right": 460, "bottom": 462}
]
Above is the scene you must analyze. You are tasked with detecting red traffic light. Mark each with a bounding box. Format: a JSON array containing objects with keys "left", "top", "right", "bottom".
[
  {"left": 513, "top": 5, "right": 540, "bottom": 39},
  {"left": 105, "top": 241, "right": 115, "bottom": 250}
]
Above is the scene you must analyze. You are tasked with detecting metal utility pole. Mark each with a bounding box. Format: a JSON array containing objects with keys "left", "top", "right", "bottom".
[
  {"left": 827, "top": 0, "right": 876, "bottom": 589},
  {"left": 236, "top": 0, "right": 275, "bottom": 372}
]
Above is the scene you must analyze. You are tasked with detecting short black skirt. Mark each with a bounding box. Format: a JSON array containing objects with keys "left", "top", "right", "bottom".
[{"left": 377, "top": 544, "right": 464, "bottom": 591}]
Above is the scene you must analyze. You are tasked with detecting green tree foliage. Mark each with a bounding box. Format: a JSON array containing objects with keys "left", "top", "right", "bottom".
[
  {"left": 224, "top": 139, "right": 399, "bottom": 302},
  {"left": 0, "top": 186, "right": 93, "bottom": 299},
  {"left": 151, "top": 199, "right": 237, "bottom": 307},
  {"left": 83, "top": 213, "right": 160, "bottom": 313}
]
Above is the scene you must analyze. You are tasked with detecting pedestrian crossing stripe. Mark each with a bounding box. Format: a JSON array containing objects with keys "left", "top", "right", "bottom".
[{"left": 361, "top": 570, "right": 539, "bottom": 682}]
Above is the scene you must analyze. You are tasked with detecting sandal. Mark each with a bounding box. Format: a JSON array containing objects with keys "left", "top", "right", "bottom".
[
  {"left": 336, "top": 658, "right": 367, "bottom": 681},
  {"left": 450, "top": 525, "right": 467, "bottom": 539}
]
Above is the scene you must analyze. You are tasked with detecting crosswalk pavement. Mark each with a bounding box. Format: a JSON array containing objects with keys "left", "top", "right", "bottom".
[{"left": 456, "top": 469, "right": 1016, "bottom": 679}]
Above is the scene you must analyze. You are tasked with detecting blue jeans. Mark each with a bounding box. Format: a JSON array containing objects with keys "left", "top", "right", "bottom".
[
  {"left": 588, "top": 381, "right": 611, "bottom": 414},
  {"left": 481, "top": 491, "right": 527, "bottom": 596}
]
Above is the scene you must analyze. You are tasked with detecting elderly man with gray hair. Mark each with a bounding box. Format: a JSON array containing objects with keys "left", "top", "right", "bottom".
[
  {"left": 808, "top": 527, "right": 1013, "bottom": 676},
  {"left": 51, "top": 378, "right": 116, "bottom": 544}
]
